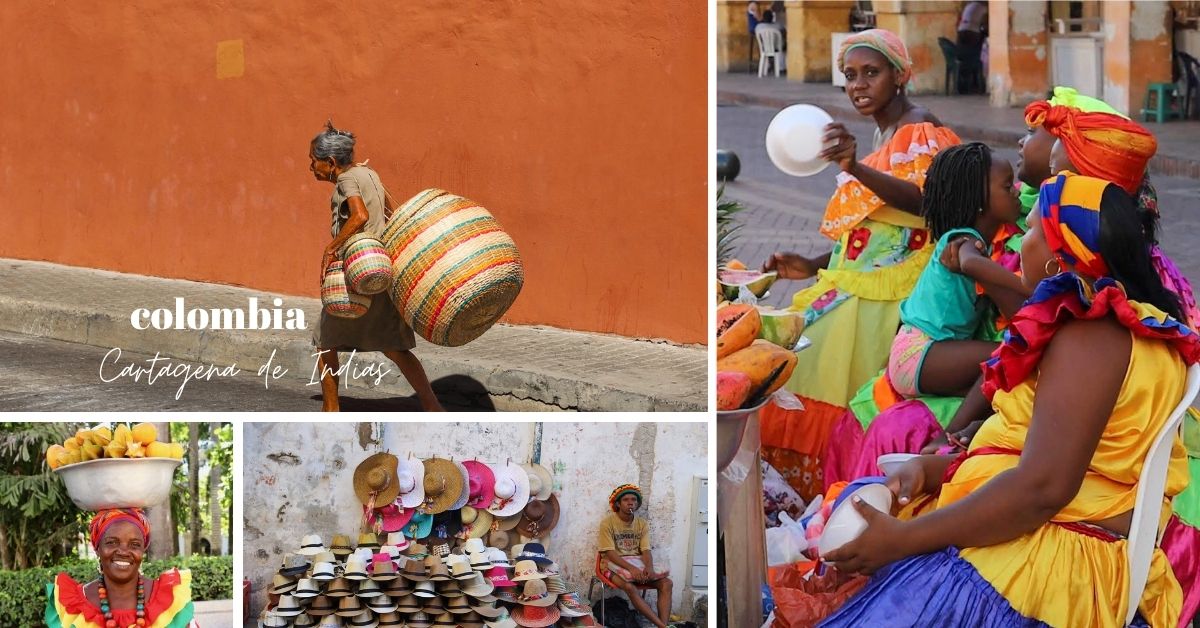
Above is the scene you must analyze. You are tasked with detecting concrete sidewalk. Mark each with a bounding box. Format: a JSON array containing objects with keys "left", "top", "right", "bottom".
[
  {"left": 195, "top": 599, "right": 233, "bottom": 628},
  {"left": 718, "top": 73, "right": 1200, "bottom": 180},
  {"left": 0, "top": 259, "right": 707, "bottom": 411}
]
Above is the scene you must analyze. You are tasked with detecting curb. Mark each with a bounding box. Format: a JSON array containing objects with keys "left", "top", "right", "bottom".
[{"left": 719, "top": 90, "right": 1200, "bottom": 180}]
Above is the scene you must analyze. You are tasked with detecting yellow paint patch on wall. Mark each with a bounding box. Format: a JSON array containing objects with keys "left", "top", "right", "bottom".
[{"left": 216, "top": 39, "right": 244, "bottom": 79}]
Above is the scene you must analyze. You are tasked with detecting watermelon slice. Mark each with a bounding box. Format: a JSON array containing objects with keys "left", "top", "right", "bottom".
[
  {"left": 717, "top": 269, "right": 777, "bottom": 301},
  {"left": 757, "top": 308, "right": 805, "bottom": 349}
]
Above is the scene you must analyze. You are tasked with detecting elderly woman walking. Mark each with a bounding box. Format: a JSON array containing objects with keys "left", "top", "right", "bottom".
[
  {"left": 46, "top": 508, "right": 199, "bottom": 627},
  {"left": 308, "top": 121, "right": 443, "bottom": 412}
]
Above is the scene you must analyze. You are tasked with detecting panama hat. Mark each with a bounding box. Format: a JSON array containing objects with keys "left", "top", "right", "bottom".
[
  {"left": 449, "top": 461, "right": 472, "bottom": 511},
  {"left": 294, "top": 577, "right": 321, "bottom": 598},
  {"left": 280, "top": 553, "right": 310, "bottom": 577},
  {"left": 492, "top": 586, "right": 519, "bottom": 604},
  {"left": 274, "top": 593, "right": 303, "bottom": 617},
  {"left": 395, "top": 592, "right": 422, "bottom": 612},
  {"left": 312, "top": 561, "right": 338, "bottom": 582},
  {"left": 401, "top": 558, "right": 428, "bottom": 582},
  {"left": 468, "top": 548, "right": 493, "bottom": 571},
  {"left": 373, "top": 502, "right": 416, "bottom": 534},
  {"left": 317, "top": 617, "right": 343, "bottom": 628},
  {"left": 521, "top": 464, "right": 553, "bottom": 501},
  {"left": 384, "top": 532, "right": 411, "bottom": 552},
  {"left": 436, "top": 578, "right": 464, "bottom": 598},
  {"left": 516, "top": 579, "right": 557, "bottom": 607},
  {"left": 403, "top": 512, "right": 434, "bottom": 540},
  {"left": 343, "top": 555, "right": 369, "bottom": 580},
  {"left": 308, "top": 594, "right": 337, "bottom": 616},
  {"left": 516, "top": 495, "right": 559, "bottom": 539},
  {"left": 516, "top": 544, "right": 552, "bottom": 567},
  {"left": 487, "top": 530, "right": 512, "bottom": 551},
  {"left": 260, "top": 610, "right": 289, "bottom": 628},
  {"left": 511, "top": 603, "right": 559, "bottom": 627},
  {"left": 470, "top": 598, "right": 505, "bottom": 619},
  {"left": 422, "top": 596, "right": 446, "bottom": 615},
  {"left": 313, "top": 549, "right": 339, "bottom": 565},
  {"left": 354, "top": 453, "right": 401, "bottom": 506},
  {"left": 510, "top": 560, "right": 545, "bottom": 582},
  {"left": 380, "top": 573, "right": 412, "bottom": 596},
  {"left": 298, "top": 533, "right": 328, "bottom": 556},
  {"left": 485, "top": 548, "right": 511, "bottom": 569},
  {"left": 765, "top": 103, "right": 837, "bottom": 177},
  {"left": 458, "top": 611, "right": 485, "bottom": 628},
  {"left": 483, "top": 609, "right": 517, "bottom": 628},
  {"left": 407, "top": 611, "right": 433, "bottom": 628},
  {"left": 461, "top": 506, "right": 494, "bottom": 540},
  {"left": 357, "top": 532, "right": 380, "bottom": 552},
  {"left": 294, "top": 613, "right": 320, "bottom": 628},
  {"left": 433, "top": 612, "right": 458, "bottom": 627},
  {"left": 557, "top": 591, "right": 592, "bottom": 618},
  {"left": 544, "top": 574, "right": 566, "bottom": 594},
  {"left": 427, "top": 559, "right": 451, "bottom": 582},
  {"left": 448, "top": 555, "right": 475, "bottom": 580},
  {"left": 356, "top": 578, "right": 384, "bottom": 598},
  {"left": 346, "top": 610, "right": 378, "bottom": 628},
  {"left": 461, "top": 571, "right": 495, "bottom": 597},
  {"left": 330, "top": 534, "right": 354, "bottom": 558},
  {"left": 413, "top": 580, "right": 437, "bottom": 599},
  {"left": 487, "top": 462, "right": 530, "bottom": 517},
  {"left": 326, "top": 576, "right": 353, "bottom": 597},
  {"left": 444, "top": 596, "right": 472, "bottom": 615},
  {"left": 337, "top": 594, "right": 366, "bottom": 617},
  {"left": 369, "top": 553, "right": 399, "bottom": 581},
  {"left": 508, "top": 543, "right": 526, "bottom": 560},
  {"left": 377, "top": 611, "right": 404, "bottom": 627},
  {"left": 271, "top": 573, "right": 298, "bottom": 594},
  {"left": 367, "top": 593, "right": 398, "bottom": 614}
]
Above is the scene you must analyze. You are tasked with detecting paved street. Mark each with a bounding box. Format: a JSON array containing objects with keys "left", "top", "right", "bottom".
[{"left": 718, "top": 102, "right": 1200, "bottom": 309}]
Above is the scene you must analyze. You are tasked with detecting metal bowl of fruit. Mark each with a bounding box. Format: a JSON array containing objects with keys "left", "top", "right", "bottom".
[{"left": 55, "top": 457, "right": 183, "bottom": 511}]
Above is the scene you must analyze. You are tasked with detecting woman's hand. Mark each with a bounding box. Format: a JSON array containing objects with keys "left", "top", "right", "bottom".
[
  {"left": 949, "top": 420, "right": 984, "bottom": 450},
  {"left": 820, "top": 122, "right": 858, "bottom": 173},
  {"left": 940, "top": 236, "right": 985, "bottom": 274},
  {"left": 884, "top": 458, "right": 929, "bottom": 507},
  {"left": 320, "top": 248, "right": 337, "bottom": 284},
  {"left": 822, "top": 497, "right": 912, "bottom": 575},
  {"left": 763, "top": 252, "right": 819, "bottom": 280},
  {"left": 920, "top": 432, "right": 950, "bottom": 455}
]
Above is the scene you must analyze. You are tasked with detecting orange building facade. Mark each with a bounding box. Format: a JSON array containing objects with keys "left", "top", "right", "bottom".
[{"left": 0, "top": 1, "right": 707, "bottom": 344}]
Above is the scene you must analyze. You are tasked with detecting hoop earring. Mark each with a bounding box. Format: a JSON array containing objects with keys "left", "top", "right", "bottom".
[{"left": 1044, "top": 258, "right": 1062, "bottom": 276}]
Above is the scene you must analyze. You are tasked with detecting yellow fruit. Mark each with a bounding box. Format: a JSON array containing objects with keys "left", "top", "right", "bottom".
[
  {"left": 146, "top": 442, "right": 172, "bottom": 458},
  {"left": 55, "top": 450, "right": 72, "bottom": 468},
  {"left": 91, "top": 427, "right": 112, "bottom": 446},
  {"left": 125, "top": 442, "right": 146, "bottom": 458},
  {"left": 64, "top": 439, "right": 81, "bottom": 452},
  {"left": 75, "top": 429, "right": 93, "bottom": 443},
  {"left": 104, "top": 441, "right": 127, "bottom": 459},
  {"left": 113, "top": 424, "right": 132, "bottom": 446},
  {"left": 726, "top": 259, "right": 748, "bottom": 270},
  {"left": 46, "top": 444, "right": 66, "bottom": 469},
  {"left": 131, "top": 423, "right": 157, "bottom": 446},
  {"left": 81, "top": 443, "right": 102, "bottom": 461},
  {"left": 169, "top": 443, "right": 185, "bottom": 460},
  {"left": 62, "top": 449, "right": 82, "bottom": 466}
]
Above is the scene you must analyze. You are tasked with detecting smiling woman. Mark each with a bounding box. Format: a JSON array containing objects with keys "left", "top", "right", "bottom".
[{"left": 45, "top": 508, "right": 199, "bottom": 628}]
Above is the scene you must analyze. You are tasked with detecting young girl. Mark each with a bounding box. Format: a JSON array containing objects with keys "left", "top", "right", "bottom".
[{"left": 887, "top": 142, "right": 1028, "bottom": 398}]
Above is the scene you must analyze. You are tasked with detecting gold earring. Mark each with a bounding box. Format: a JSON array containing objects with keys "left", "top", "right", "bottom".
[{"left": 1044, "top": 258, "right": 1062, "bottom": 276}]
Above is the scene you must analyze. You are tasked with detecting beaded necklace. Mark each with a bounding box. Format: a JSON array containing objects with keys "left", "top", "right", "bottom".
[{"left": 98, "top": 575, "right": 146, "bottom": 628}]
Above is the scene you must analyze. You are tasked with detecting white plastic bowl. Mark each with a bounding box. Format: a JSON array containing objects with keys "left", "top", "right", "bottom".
[
  {"left": 818, "top": 483, "right": 894, "bottom": 556},
  {"left": 876, "top": 453, "right": 920, "bottom": 477},
  {"left": 765, "top": 104, "right": 837, "bottom": 177},
  {"left": 54, "top": 457, "right": 182, "bottom": 511}
]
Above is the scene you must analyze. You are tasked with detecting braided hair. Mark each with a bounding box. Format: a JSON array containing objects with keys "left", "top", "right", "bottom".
[{"left": 921, "top": 142, "right": 993, "bottom": 240}]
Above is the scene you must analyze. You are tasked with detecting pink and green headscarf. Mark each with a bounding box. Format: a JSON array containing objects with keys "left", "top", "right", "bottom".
[{"left": 837, "top": 29, "right": 912, "bottom": 85}]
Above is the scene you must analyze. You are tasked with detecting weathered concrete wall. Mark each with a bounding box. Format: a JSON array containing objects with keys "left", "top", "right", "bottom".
[
  {"left": 1103, "top": 0, "right": 1172, "bottom": 117},
  {"left": 873, "top": 1, "right": 961, "bottom": 96},
  {"left": 989, "top": 0, "right": 1050, "bottom": 107},
  {"left": 243, "top": 421, "right": 708, "bottom": 618},
  {"left": 784, "top": 1, "right": 854, "bottom": 82},
  {"left": 717, "top": 0, "right": 758, "bottom": 73},
  {"left": 0, "top": 1, "right": 707, "bottom": 344}
]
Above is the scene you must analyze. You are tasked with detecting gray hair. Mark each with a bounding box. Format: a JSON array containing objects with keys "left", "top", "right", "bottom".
[{"left": 311, "top": 120, "right": 356, "bottom": 166}]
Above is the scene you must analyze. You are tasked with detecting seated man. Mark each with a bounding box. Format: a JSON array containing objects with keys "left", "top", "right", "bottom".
[{"left": 598, "top": 484, "right": 677, "bottom": 628}]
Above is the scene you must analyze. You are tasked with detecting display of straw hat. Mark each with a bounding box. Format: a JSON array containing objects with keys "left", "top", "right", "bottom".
[
  {"left": 446, "top": 596, "right": 472, "bottom": 615},
  {"left": 436, "top": 578, "right": 464, "bottom": 598},
  {"left": 485, "top": 609, "right": 518, "bottom": 628},
  {"left": 557, "top": 591, "right": 592, "bottom": 618},
  {"left": 357, "top": 532, "right": 380, "bottom": 552},
  {"left": 516, "top": 543, "right": 552, "bottom": 567},
  {"left": 403, "top": 512, "right": 434, "bottom": 540},
  {"left": 311, "top": 561, "right": 337, "bottom": 583},
  {"left": 432, "top": 612, "right": 457, "bottom": 627},
  {"left": 461, "top": 571, "right": 495, "bottom": 598},
  {"left": 369, "top": 553, "right": 398, "bottom": 581},
  {"left": 516, "top": 495, "right": 559, "bottom": 539},
  {"left": 354, "top": 453, "right": 401, "bottom": 506},
  {"left": 270, "top": 573, "right": 297, "bottom": 594},
  {"left": 297, "top": 533, "right": 328, "bottom": 556},
  {"left": 367, "top": 593, "right": 398, "bottom": 614},
  {"left": 336, "top": 595, "right": 364, "bottom": 617},
  {"left": 384, "top": 532, "right": 411, "bottom": 552},
  {"left": 461, "top": 506, "right": 494, "bottom": 540},
  {"left": 516, "top": 579, "right": 557, "bottom": 608},
  {"left": 485, "top": 565, "right": 517, "bottom": 589},
  {"left": 346, "top": 609, "right": 378, "bottom": 628},
  {"left": 294, "top": 578, "right": 321, "bottom": 599},
  {"left": 308, "top": 595, "right": 337, "bottom": 617},
  {"left": 448, "top": 461, "right": 472, "bottom": 511},
  {"left": 458, "top": 611, "right": 484, "bottom": 628},
  {"left": 488, "top": 530, "right": 512, "bottom": 551},
  {"left": 470, "top": 598, "right": 505, "bottom": 619},
  {"left": 406, "top": 611, "right": 433, "bottom": 628},
  {"left": 316, "top": 616, "right": 341, "bottom": 628},
  {"left": 380, "top": 575, "right": 413, "bottom": 597},
  {"left": 485, "top": 547, "right": 511, "bottom": 569},
  {"left": 461, "top": 461, "right": 496, "bottom": 509},
  {"left": 427, "top": 560, "right": 451, "bottom": 582},
  {"left": 396, "top": 593, "right": 422, "bottom": 613},
  {"left": 493, "top": 586, "right": 519, "bottom": 604},
  {"left": 293, "top": 613, "right": 319, "bottom": 628},
  {"left": 486, "top": 462, "right": 530, "bottom": 518},
  {"left": 377, "top": 611, "right": 404, "bottom": 628},
  {"left": 521, "top": 464, "right": 553, "bottom": 501},
  {"left": 495, "top": 509, "right": 523, "bottom": 532},
  {"left": 343, "top": 555, "right": 369, "bottom": 580},
  {"left": 510, "top": 560, "right": 545, "bottom": 582},
  {"left": 374, "top": 503, "right": 416, "bottom": 534},
  {"left": 330, "top": 534, "right": 354, "bottom": 558},
  {"left": 402, "top": 559, "right": 428, "bottom": 582},
  {"left": 326, "top": 576, "right": 353, "bottom": 597},
  {"left": 279, "top": 553, "right": 309, "bottom": 577},
  {"left": 544, "top": 574, "right": 567, "bottom": 595},
  {"left": 260, "top": 610, "right": 288, "bottom": 628},
  {"left": 512, "top": 603, "right": 560, "bottom": 628},
  {"left": 420, "top": 458, "right": 465, "bottom": 515},
  {"left": 394, "top": 458, "right": 425, "bottom": 509},
  {"left": 356, "top": 578, "right": 383, "bottom": 599},
  {"left": 274, "top": 594, "right": 303, "bottom": 617},
  {"left": 313, "top": 550, "right": 338, "bottom": 565},
  {"left": 422, "top": 596, "right": 446, "bottom": 615}
]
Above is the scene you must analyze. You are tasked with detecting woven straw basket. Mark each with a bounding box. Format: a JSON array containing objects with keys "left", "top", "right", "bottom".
[
  {"left": 321, "top": 261, "right": 372, "bottom": 319},
  {"left": 341, "top": 233, "right": 393, "bottom": 295},
  {"left": 380, "top": 189, "right": 524, "bottom": 347}
]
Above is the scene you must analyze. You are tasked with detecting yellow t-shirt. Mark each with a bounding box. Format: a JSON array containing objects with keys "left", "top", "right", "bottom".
[{"left": 597, "top": 513, "right": 649, "bottom": 556}]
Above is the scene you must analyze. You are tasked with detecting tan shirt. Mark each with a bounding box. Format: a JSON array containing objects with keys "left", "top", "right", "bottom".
[
  {"left": 330, "top": 165, "right": 388, "bottom": 238},
  {"left": 597, "top": 513, "right": 649, "bottom": 557}
]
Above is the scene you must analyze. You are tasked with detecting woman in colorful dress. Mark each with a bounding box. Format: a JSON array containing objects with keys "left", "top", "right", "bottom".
[
  {"left": 46, "top": 508, "right": 199, "bottom": 628},
  {"left": 759, "top": 29, "right": 960, "bottom": 499},
  {"left": 818, "top": 173, "right": 1196, "bottom": 628}
]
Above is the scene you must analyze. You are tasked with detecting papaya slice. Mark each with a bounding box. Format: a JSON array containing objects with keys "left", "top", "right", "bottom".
[
  {"left": 716, "top": 339, "right": 797, "bottom": 404},
  {"left": 717, "top": 371, "right": 753, "bottom": 411},
  {"left": 716, "top": 303, "right": 761, "bottom": 359}
]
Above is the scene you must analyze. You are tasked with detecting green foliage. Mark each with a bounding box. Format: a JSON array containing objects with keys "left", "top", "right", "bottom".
[
  {"left": 0, "top": 423, "right": 86, "bottom": 568},
  {"left": 0, "top": 555, "right": 232, "bottom": 627},
  {"left": 717, "top": 185, "right": 746, "bottom": 266}
]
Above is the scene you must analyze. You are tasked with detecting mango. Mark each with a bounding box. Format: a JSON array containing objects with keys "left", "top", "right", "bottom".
[
  {"left": 146, "top": 441, "right": 172, "bottom": 458},
  {"left": 131, "top": 423, "right": 157, "bottom": 446},
  {"left": 716, "top": 339, "right": 798, "bottom": 402},
  {"left": 717, "top": 371, "right": 753, "bottom": 411},
  {"left": 716, "top": 304, "right": 761, "bottom": 359},
  {"left": 46, "top": 444, "right": 66, "bottom": 469}
]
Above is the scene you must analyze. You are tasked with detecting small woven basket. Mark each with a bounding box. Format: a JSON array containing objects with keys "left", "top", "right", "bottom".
[
  {"left": 341, "top": 233, "right": 393, "bottom": 295},
  {"left": 380, "top": 189, "right": 524, "bottom": 347},
  {"left": 321, "top": 260, "right": 372, "bottom": 319}
]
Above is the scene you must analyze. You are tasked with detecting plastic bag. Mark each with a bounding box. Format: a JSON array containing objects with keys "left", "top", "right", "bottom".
[
  {"left": 735, "top": 283, "right": 760, "bottom": 305},
  {"left": 767, "top": 561, "right": 868, "bottom": 627},
  {"left": 765, "top": 512, "right": 809, "bottom": 567}
]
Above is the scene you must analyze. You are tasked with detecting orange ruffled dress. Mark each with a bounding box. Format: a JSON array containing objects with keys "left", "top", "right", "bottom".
[
  {"left": 45, "top": 569, "right": 197, "bottom": 628},
  {"left": 761, "top": 122, "right": 960, "bottom": 499}
]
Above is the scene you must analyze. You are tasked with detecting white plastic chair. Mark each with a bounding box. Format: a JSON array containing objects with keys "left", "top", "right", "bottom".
[
  {"left": 1124, "top": 363, "right": 1200, "bottom": 625},
  {"left": 756, "top": 28, "right": 784, "bottom": 78}
]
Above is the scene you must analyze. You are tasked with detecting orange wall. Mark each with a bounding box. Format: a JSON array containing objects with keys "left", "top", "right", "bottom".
[{"left": 0, "top": 1, "right": 707, "bottom": 344}]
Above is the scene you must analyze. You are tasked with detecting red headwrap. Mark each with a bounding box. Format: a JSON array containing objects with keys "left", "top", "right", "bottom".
[
  {"left": 1024, "top": 101, "right": 1157, "bottom": 195},
  {"left": 89, "top": 508, "right": 150, "bottom": 551}
]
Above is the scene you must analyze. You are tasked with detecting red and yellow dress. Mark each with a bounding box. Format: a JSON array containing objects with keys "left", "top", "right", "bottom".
[{"left": 45, "top": 569, "right": 198, "bottom": 628}]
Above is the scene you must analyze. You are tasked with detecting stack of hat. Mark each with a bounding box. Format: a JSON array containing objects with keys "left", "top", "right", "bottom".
[{"left": 258, "top": 454, "right": 594, "bottom": 628}]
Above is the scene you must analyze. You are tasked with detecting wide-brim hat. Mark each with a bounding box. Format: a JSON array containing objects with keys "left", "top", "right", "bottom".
[
  {"left": 448, "top": 461, "right": 472, "bottom": 511},
  {"left": 373, "top": 502, "right": 417, "bottom": 534},
  {"left": 377, "top": 611, "right": 405, "bottom": 628},
  {"left": 346, "top": 610, "right": 378, "bottom": 628},
  {"left": 516, "top": 494, "right": 559, "bottom": 539},
  {"left": 495, "top": 509, "right": 524, "bottom": 531},
  {"left": 275, "top": 594, "right": 303, "bottom": 617},
  {"left": 485, "top": 565, "right": 517, "bottom": 588},
  {"left": 557, "top": 592, "right": 592, "bottom": 618},
  {"left": 488, "top": 530, "right": 512, "bottom": 551},
  {"left": 404, "top": 512, "right": 434, "bottom": 540},
  {"left": 298, "top": 533, "right": 328, "bottom": 556},
  {"left": 511, "top": 604, "right": 560, "bottom": 627},
  {"left": 521, "top": 463, "right": 553, "bottom": 501},
  {"left": 354, "top": 452, "right": 401, "bottom": 507},
  {"left": 765, "top": 103, "right": 836, "bottom": 177},
  {"left": 517, "top": 579, "right": 557, "bottom": 607},
  {"left": 308, "top": 594, "right": 337, "bottom": 616},
  {"left": 510, "top": 560, "right": 545, "bottom": 582},
  {"left": 271, "top": 573, "right": 298, "bottom": 594},
  {"left": 330, "top": 534, "right": 354, "bottom": 557},
  {"left": 326, "top": 577, "right": 353, "bottom": 597},
  {"left": 487, "top": 462, "right": 531, "bottom": 518},
  {"left": 484, "top": 610, "right": 518, "bottom": 628},
  {"left": 420, "top": 458, "right": 466, "bottom": 515},
  {"left": 461, "top": 506, "right": 494, "bottom": 540},
  {"left": 461, "top": 460, "right": 496, "bottom": 509},
  {"left": 394, "top": 458, "right": 425, "bottom": 509},
  {"left": 367, "top": 593, "right": 399, "bottom": 613}
]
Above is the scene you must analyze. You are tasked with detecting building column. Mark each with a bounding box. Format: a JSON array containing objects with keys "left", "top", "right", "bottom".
[
  {"left": 988, "top": 0, "right": 1049, "bottom": 107},
  {"left": 1102, "top": 0, "right": 1172, "bottom": 117},
  {"left": 868, "top": 1, "right": 961, "bottom": 95},
  {"left": 782, "top": 1, "right": 854, "bottom": 82},
  {"left": 717, "top": 0, "right": 757, "bottom": 73}
]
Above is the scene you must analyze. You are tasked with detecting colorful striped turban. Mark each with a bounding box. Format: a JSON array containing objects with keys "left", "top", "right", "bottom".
[
  {"left": 1024, "top": 99, "right": 1157, "bottom": 195},
  {"left": 609, "top": 484, "right": 642, "bottom": 512},
  {"left": 90, "top": 508, "right": 150, "bottom": 551},
  {"left": 1038, "top": 173, "right": 1112, "bottom": 278},
  {"left": 838, "top": 29, "right": 912, "bottom": 86}
]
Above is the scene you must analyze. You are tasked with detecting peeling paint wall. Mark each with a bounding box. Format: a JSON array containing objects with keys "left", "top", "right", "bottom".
[
  {"left": 989, "top": 0, "right": 1050, "bottom": 106},
  {"left": 717, "top": 0, "right": 757, "bottom": 73},
  {"left": 785, "top": 1, "right": 855, "bottom": 83},
  {"left": 243, "top": 421, "right": 708, "bottom": 618}
]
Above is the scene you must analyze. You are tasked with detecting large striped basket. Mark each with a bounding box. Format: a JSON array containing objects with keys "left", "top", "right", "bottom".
[
  {"left": 321, "top": 261, "right": 372, "bottom": 319},
  {"left": 379, "top": 189, "right": 524, "bottom": 347},
  {"left": 341, "top": 233, "right": 393, "bottom": 295}
]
